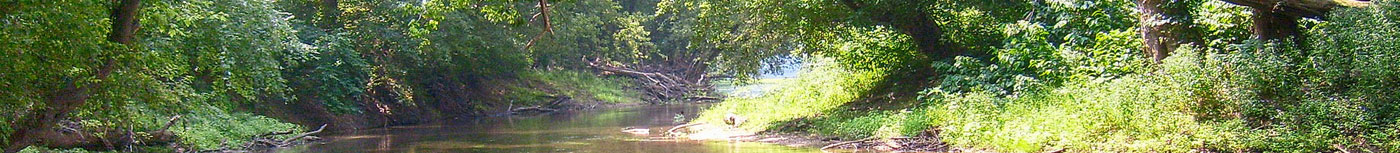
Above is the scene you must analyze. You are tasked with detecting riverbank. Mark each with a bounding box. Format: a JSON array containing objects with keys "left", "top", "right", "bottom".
[
  {"left": 691, "top": 44, "right": 1400, "bottom": 152},
  {"left": 672, "top": 124, "right": 945, "bottom": 152}
]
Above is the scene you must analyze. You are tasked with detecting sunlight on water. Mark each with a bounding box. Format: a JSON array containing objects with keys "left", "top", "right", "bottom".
[{"left": 277, "top": 104, "right": 822, "bottom": 153}]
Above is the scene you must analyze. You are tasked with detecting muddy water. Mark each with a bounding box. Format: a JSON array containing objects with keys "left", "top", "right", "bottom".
[{"left": 276, "top": 104, "right": 819, "bottom": 153}]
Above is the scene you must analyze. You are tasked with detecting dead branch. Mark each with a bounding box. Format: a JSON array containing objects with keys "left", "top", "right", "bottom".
[
  {"left": 820, "top": 136, "right": 879, "bottom": 150},
  {"left": 256, "top": 130, "right": 296, "bottom": 138},
  {"left": 511, "top": 106, "right": 559, "bottom": 113},
  {"left": 685, "top": 96, "right": 723, "bottom": 101},
  {"left": 279, "top": 124, "right": 327, "bottom": 146},
  {"left": 522, "top": 0, "right": 553, "bottom": 50},
  {"left": 665, "top": 123, "right": 704, "bottom": 136},
  {"left": 158, "top": 115, "right": 182, "bottom": 132}
]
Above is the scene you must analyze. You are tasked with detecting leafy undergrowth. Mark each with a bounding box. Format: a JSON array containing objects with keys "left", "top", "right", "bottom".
[
  {"left": 694, "top": 48, "right": 1400, "bottom": 152},
  {"left": 17, "top": 107, "right": 304, "bottom": 153}
]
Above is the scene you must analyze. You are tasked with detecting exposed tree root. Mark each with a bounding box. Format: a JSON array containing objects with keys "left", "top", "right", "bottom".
[{"left": 26, "top": 115, "right": 182, "bottom": 151}]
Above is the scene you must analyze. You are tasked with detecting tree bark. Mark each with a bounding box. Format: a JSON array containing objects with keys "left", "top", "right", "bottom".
[
  {"left": 319, "top": 0, "right": 339, "bottom": 29},
  {"left": 1219, "top": 0, "right": 1370, "bottom": 42},
  {"left": 1218, "top": 0, "right": 1365, "bottom": 19},
  {"left": 1135, "top": 0, "right": 1201, "bottom": 62},
  {"left": 523, "top": 0, "right": 554, "bottom": 50},
  {"left": 2, "top": 0, "right": 140, "bottom": 152},
  {"left": 1251, "top": 9, "right": 1305, "bottom": 43}
]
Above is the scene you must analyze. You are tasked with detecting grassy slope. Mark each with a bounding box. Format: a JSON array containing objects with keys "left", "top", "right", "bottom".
[{"left": 501, "top": 70, "right": 642, "bottom": 106}]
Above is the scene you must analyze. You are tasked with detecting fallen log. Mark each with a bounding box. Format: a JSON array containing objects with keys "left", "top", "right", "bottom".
[
  {"left": 511, "top": 106, "right": 559, "bottom": 114},
  {"left": 543, "top": 95, "right": 572, "bottom": 107},
  {"left": 684, "top": 96, "right": 723, "bottom": 101},
  {"left": 278, "top": 124, "right": 327, "bottom": 147},
  {"left": 256, "top": 130, "right": 295, "bottom": 138}
]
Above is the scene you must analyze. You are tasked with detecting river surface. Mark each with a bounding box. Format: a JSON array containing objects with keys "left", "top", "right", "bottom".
[{"left": 276, "top": 104, "right": 820, "bottom": 153}]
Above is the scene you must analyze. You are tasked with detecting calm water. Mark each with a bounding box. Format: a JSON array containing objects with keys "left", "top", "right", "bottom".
[{"left": 276, "top": 104, "right": 820, "bottom": 153}]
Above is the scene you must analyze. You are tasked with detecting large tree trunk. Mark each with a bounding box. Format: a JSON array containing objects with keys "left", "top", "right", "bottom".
[
  {"left": 1135, "top": 0, "right": 1201, "bottom": 62},
  {"left": 319, "top": 0, "right": 339, "bottom": 29},
  {"left": 1251, "top": 9, "right": 1306, "bottom": 44},
  {"left": 2, "top": 0, "right": 141, "bottom": 152},
  {"left": 1219, "top": 0, "right": 1366, "bottom": 19},
  {"left": 1220, "top": 0, "right": 1371, "bottom": 42}
]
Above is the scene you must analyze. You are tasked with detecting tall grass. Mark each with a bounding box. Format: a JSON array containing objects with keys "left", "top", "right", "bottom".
[{"left": 923, "top": 50, "right": 1240, "bottom": 152}]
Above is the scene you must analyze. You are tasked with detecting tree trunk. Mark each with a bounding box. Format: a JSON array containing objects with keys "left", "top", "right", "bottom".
[
  {"left": 1218, "top": 0, "right": 1365, "bottom": 19},
  {"left": 319, "top": 0, "right": 339, "bottom": 29},
  {"left": 1219, "top": 0, "right": 1370, "bottom": 42},
  {"left": 1251, "top": 8, "right": 1305, "bottom": 43},
  {"left": 2, "top": 0, "right": 140, "bottom": 152},
  {"left": 1135, "top": 0, "right": 1201, "bottom": 63},
  {"left": 889, "top": 14, "right": 957, "bottom": 59}
]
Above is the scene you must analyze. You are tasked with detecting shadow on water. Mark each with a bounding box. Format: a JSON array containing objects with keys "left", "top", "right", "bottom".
[{"left": 276, "top": 104, "right": 821, "bottom": 153}]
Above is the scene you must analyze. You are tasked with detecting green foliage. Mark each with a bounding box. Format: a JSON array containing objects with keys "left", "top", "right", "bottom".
[
  {"left": 171, "top": 111, "right": 301, "bottom": 150},
  {"left": 922, "top": 49, "right": 1239, "bottom": 152},
  {"left": 930, "top": 56, "right": 1046, "bottom": 97},
  {"left": 285, "top": 34, "right": 371, "bottom": 114},
  {"left": 1223, "top": 2, "right": 1400, "bottom": 151},
  {"left": 814, "top": 27, "right": 926, "bottom": 71},
  {"left": 694, "top": 0, "right": 1400, "bottom": 152},
  {"left": 1194, "top": 1, "right": 1253, "bottom": 49},
  {"left": 0, "top": 0, "right": 114, "bottom": 145},
  {"left": 6, "top": 0, "right": 1400, "bottom": 152}
]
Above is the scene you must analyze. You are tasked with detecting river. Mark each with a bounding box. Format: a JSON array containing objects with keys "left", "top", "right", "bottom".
[{"left": 275, "top": 104, "right": 820, "bottom": 153}]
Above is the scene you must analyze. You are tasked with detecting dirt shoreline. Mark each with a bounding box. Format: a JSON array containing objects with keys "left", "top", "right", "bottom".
[{"left": 675, "top": 124, "right": 967, "bottom": 152}]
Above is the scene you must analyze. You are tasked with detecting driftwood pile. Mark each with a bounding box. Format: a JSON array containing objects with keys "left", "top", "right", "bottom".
[
  {"left": 511, "top": 95, "right": 572, "bottom": 114},
  {"left": 586, "top": 59, "right": 718, "bottom": 103}
]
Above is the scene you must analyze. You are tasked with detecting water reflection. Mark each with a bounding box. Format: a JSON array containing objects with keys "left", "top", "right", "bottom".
[{"left": 278, "top": 104, "right": 820, "bottom": 153}]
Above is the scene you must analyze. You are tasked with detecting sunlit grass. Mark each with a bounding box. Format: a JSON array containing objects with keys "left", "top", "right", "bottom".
[{"left": 695, "top": 59, "right": 883, "bottom": 132}]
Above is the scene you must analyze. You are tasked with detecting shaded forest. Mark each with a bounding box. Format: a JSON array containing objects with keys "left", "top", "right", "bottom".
[{"left": 2, "top": 0, "right": 1399, "bottom": 152}]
